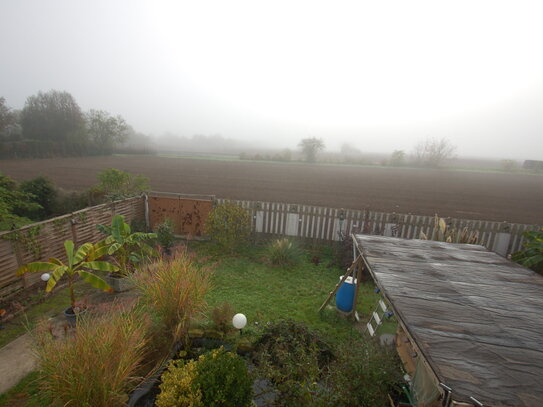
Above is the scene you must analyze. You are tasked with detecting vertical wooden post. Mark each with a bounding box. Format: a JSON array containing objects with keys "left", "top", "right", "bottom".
[{"left": 351, "top": 263, "right": 362, "bottom": 321}]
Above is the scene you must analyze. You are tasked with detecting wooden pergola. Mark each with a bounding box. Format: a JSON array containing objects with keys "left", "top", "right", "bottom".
[{"left": 353, "top": 235, "right": 543, "bottom": 407}]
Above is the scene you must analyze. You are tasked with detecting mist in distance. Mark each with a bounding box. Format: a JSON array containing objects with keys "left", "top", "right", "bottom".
[{"left": 1, "top": 0, "right": 543, "bottom": 160}]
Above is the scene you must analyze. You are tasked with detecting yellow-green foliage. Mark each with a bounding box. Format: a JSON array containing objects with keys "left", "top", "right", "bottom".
[
  {"left": 33, "top": 305, "right": 149, "bottom": 407},
  {"left": 205, "top": 202, "right": 251, "bottom": 252},
  {"left": 267, "top": 238, "right": 303, "bottom": 266},
  {"left": 157, "top": 347, "right": 253, "bottom": 407},
  {"left": 132, "top": 249, "right": 211, "bottom": 342},
  {"left": 156, "top": 359, "right": 202, "bottom": 407}
]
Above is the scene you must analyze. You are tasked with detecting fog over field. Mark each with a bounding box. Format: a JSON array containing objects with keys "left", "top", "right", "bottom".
[{"left": 1, "top": 0, "right": 543, "bottom": 160}]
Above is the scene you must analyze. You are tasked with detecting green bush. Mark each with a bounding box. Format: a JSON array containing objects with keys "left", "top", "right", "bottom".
[
  {"left": 157, "top": 347, "right": 253, "bottom": 407},
  {"left": 267, "top": 238, "right": 302, "bottom": 267},
  {"left": 19, "top": 176, "right": 57, "bottom": 220},
  {"left": 254, "top": 320, "right": 334, "bottom": 407},
  {"left": 156, "top": 218, "right": 176, "bottom": 252},
  {"left": 323, "top": 337, "right": 403, "bottom": 407},
  {"left": 512, "top": 229, "right": 543, "bottom": 274},
  {"left": 205, "top": 202, "right": 251, "bottom": 252}
]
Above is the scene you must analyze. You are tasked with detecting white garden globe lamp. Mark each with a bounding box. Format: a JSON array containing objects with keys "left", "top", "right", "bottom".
[
  {"left": 232, "top": 313, "right": 247, "bottom": 335},
  {"left": 41, "top": 273, "right": 51, "bottom": 282}
]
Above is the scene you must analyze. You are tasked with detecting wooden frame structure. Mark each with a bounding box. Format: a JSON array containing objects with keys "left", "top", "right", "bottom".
[{"left": 353, "top": 234, "right": 543, "bottom": 407}]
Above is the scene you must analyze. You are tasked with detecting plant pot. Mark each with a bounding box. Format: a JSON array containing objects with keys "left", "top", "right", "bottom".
[
  {"left": 64, "top": 307, "right": 87, "bottom": 327},
  {"left": 107, "top": 273, "right": 133, "bottom": 293}
]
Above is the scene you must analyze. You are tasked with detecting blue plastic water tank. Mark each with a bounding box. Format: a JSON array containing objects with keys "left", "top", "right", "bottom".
[{"left": 336, "top": 276, "right": 357, "bottom": 312}]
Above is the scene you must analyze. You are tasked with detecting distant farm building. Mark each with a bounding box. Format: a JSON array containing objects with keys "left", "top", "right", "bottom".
[{"left": 523, "top": 160, "right": 543, "bottom": 170}]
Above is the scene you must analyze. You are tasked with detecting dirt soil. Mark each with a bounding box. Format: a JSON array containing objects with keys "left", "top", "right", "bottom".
[{"left": 1, "top": 155, "right": 542, "bottom": 224}]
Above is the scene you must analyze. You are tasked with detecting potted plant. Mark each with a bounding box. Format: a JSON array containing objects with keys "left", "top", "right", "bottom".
[
  {"left": 96, "top": 215, "right": 157, "bottom": 292},
  {"left": 16, "top": 240, "right": 117, "bottom": 326}
]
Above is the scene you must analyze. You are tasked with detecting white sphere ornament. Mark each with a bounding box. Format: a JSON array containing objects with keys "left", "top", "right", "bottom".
[
  {"left": 232, "top": 313, "right": 247, "bottom": 330},
  {"left": 41, "top": 273, "right": 51, "bottom": 282}
]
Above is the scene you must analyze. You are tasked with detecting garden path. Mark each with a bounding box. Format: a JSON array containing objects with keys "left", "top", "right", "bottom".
[{"left": 0, "top": 333, "right": 36, "bottom": 394}]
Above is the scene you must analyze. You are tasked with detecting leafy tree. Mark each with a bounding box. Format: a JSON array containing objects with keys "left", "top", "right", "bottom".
[
  {"left": 95, "top": 168, "right": 149, "bottom": 201},
  {"left": 20, "top": 90, "right": 85, "bottom": 142},
  {"left": 0, "top": 173, "right": 41, "bottom": 230},
  {"left": 86, "top": 109, "right": 129, "bottom": 153},
  {"left": 298, "top": 137, "right": 325, "bottom": 163},
  {"left": 19, "top": 176, "right": 57, "bottom": 220},
  {"left": 413, "top": 137, "right": 456, "bottom": 168},
  {"left": 0, "top": 97, "right": 17, "bottom": 139},
  {"left": 389, "top": 150, "right": 406, "bottom": 167}
]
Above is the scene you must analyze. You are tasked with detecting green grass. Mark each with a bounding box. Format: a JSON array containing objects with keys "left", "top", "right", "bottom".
[
  {"left": 0, "top": 281, "right": 98, "bottom": 349},
  {"left": 0, "top": 371, "right": 47, "bottom": 407},
  {"left": 0, "top": 242, "right": 396, "bottom": 404},
  {"left": 192, "top": 241, "right": 396, "bottom": 342}
]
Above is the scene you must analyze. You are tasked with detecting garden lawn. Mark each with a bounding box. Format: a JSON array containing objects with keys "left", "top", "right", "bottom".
[{"left": 192, "top": 241, "right": 396, "bottom": 342}]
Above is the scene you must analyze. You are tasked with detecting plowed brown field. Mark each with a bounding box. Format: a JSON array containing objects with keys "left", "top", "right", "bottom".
[{"left": 2, "top": 155, "right": 542, "bottom": 224}]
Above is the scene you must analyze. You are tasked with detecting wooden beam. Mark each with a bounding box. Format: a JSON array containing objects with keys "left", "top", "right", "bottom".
[{"left": 318, "top": 255, "right": 361, "bottom": 312}]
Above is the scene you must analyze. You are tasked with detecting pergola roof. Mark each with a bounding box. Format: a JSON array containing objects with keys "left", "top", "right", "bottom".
[{"left": 353, "top": 235, "right": 543, "bottom": 407}]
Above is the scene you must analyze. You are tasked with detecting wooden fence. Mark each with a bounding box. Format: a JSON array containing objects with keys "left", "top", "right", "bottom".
[
  {"left": 216, "top": 198, "right": 540, "bottom": 257},
  {"left": 1, "top": 193, "right": 540, "bottom": 296},
  {"left": 0, "top": 197, "right": 144, "bottom": 297}
]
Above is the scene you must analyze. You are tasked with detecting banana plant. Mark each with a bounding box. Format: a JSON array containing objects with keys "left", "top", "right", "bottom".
[
  {"left": 16, "top": 240, "right": 117, "bottom": 311},
  {"left": 96, "top": 215, "right": 157, "bottom": 275}
]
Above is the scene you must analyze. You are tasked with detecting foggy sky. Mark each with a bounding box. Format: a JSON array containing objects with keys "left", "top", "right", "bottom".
[{"left": 1, "top": 0, "right": 542, "bottom": 160}]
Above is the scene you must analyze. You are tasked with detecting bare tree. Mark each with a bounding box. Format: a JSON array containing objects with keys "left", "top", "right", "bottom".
[
  {"left": 413, "top": 137, "right": 456, "bottom": 168},
  {"left": 298, "top": 137, "right": 325, "bottom": 162}
]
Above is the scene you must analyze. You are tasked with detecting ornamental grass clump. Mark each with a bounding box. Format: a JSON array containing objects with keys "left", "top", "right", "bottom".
[
  {"left": 132, "top": 249, "right": 211, "bottom": 342},
  {"left": 156, "top": 347, "right": 253, "bottom": 407},
  {"left": 33, "top": 304, "right": 149, "bottom": 407},
  {"left": 266, "top": 238, "right": 303, "bottom": 267}
]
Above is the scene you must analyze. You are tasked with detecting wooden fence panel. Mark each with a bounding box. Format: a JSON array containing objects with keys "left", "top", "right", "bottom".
[
  {"left": 148, "top": 194, "right": 213, "bottom": 237},
  {"left": 0, "top": 197, "right": 145, "bottom": 295}
]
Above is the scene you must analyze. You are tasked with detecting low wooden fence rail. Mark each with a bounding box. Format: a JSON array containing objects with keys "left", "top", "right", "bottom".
[{"left": 0, "top": 197, "right": 144, "bottom": 297}]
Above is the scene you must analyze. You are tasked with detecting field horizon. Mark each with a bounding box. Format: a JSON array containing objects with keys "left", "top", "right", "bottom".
[{"left": 1, "top": 155, "right": 542, "bottom": 225}]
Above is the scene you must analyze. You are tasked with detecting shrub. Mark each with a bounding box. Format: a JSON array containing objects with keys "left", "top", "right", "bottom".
[
  {"left": 512, "top": 229, "right": 543, "bottom": 274},
  {"left": 254, "top": 320, "right": 334, "bottom": 407},
  {"left": 132, "top": 249, "right": 211, "bottom": 341},
  {"left": 33, "top": 305, "right": 149, "bottom": 407},
  {"left": 267, "top": 238, "right": 303, "bottom": 267},
  {"left": 205, "top": 202, "right": 251, "bottom": 252},
  {"left": 254, "top": 320, "right": 334, "bottom": 383},
  {"left": 19, "top": 176, "right": 57, "bottom": 220},
  {"left": 96, "top": 168, "right": 149, "bottom": 201},
  {"left": 210, "top": 301, "right": 235, "bottom": 334},
  {"left": 323, "top": 337, "right": 403, "bottom": 407},
  {"left": 157, "top": 347, "right": 253, "bottom": 407},
  {"left": 156, "top": 218, "right": 176, "bottom": 252}
]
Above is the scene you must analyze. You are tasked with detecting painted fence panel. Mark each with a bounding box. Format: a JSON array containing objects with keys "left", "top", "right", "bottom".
[{"left": 218, "top": 199, "right": 540, "bottom": 256}]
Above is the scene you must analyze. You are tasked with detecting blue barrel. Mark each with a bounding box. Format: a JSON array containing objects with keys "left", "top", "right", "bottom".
[{"left": 336, "top": 276, "right": 357, "bottom": 312}]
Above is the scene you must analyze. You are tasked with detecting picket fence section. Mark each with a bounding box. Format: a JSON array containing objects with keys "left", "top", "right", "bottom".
[
  {"left": 216, "top": 198, "right": 540, "bottom": 257},
  {"left": 0, "top": 197, "right": 144, "bottom": 297}
]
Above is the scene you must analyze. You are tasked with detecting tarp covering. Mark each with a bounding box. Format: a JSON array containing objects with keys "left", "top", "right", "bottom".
[{"left": 353, "top": 235, "right": 543, "bottom": 407}]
